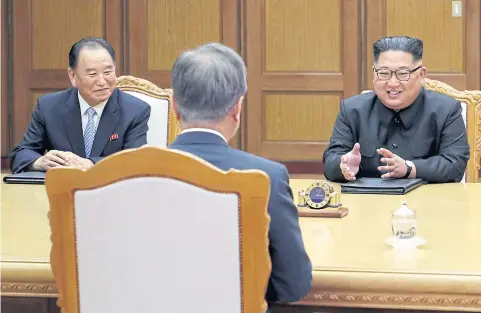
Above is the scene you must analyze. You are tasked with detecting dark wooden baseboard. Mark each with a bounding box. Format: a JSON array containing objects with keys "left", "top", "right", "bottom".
[{"left": 282, "top": 161, "right": 324, "bottom": 175}]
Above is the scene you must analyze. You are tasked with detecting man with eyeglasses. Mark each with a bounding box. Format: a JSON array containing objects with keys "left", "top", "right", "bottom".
[
  {"left": 9, "top": 37, "right": 151, "bottom": 173},
  {"left": 323, "top": 36, "right": 469, "bottom": 183}
]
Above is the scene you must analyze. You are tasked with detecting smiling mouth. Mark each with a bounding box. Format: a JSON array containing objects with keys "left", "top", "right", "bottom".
[{"left": 387, "top": 91, "right": 401, "bottom": 96}]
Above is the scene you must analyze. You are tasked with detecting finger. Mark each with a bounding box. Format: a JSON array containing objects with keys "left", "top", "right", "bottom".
[
  {"left": 378, "top": 165, "right": 395, "bottom": 172},
  {"left": 380, "top": 158, "right": 395, "bottom": 165},
  {"left": 381, "top": 171, "right": 395, "bottom": 179},
  {"left": 45, "top": 154, "right": 69, "bottom": 166},
  {"left": 351, "top": 143, "right": 361, "bottom": 155},
  {"left": 45, "top": 160, "right": 63, "bottom": 169},
  {"left": 49, "top": 150, "right": 70, "bottom": 160},
  {"left": 341, "top": 155, "right": 348, "bottom": 163},
  {"left": 376, "top": 148, "right": 393, "bottom": 158}
]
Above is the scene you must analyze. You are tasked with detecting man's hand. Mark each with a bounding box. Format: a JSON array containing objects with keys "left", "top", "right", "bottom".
[
  {"left": 377, "top": 148, "right": 414, "bottom": 179},
  {"left": 31, "top": 150, "right": 93, "bottom": 171},
  {"left": 31, "top": 150, "right": 69, "bottom": 171},
  {"left": 340, "top": 143, "right": 361, "bottom": 181},
  {"left": 54, "top": 151, "right": 94, "bottom": 170}
]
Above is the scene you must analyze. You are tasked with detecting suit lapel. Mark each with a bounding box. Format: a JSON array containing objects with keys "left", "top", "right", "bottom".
[
  {"left": 90, "top": 90, "right": 120, "bottom": 157},
  {"left": 63, "top": 89, "right": 86, "bottom": 157}
]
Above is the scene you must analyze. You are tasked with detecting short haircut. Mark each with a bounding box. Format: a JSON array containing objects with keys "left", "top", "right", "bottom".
[
  {"left": 171, "top": 42, "right": 247, "bottom": 123},
  {"left": 373, "top": 36, "right": 423, "bottom": 63},
  {"left": 68, "top": 37, "right": 116, "bottom": 68}
]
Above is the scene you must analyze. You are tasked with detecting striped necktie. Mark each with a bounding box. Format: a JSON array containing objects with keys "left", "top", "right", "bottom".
[{"left": 84, "top": 107, "right": 97, "bottom": 157}]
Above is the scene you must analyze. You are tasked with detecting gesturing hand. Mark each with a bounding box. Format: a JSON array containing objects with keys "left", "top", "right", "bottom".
[
  {"left": 376, "top": 148, "right": 408, "bottom": 179},
  {"left": 340, "top": 143, "right": 361, "bottom": 181}
]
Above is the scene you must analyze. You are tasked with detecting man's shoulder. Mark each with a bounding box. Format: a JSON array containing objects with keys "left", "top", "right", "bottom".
[
  {"left": 342, "top": 91, "right": 377, "bottom": 110},
  {"left": 423, "top": 88, "right": 459, "bottom": 110},
  {"left": 37, "top": 88, "right": 75, "bottom": 108},
  {"left": 228, "top": 148, "right": 287, "bottom": 179}
]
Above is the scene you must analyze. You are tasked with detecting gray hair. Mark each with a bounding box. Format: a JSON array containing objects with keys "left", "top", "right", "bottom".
[
  {"left": 171, "top": 42, "right": 247, "bottom": 123},
  {"left": 373, "top": 36, "right": 423, "bottom": 63}
]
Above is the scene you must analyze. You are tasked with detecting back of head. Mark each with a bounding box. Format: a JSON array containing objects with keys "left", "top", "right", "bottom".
[
  {"left": 171, "top": 43, "right": 247, "bottom": 124},
  {"left": 373, "top": 36, "right": 423, "bottom": 63}
]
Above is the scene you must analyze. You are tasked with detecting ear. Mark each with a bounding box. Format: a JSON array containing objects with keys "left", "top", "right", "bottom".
[
  {"left": 170, "top": 94, "right": 181, "bottom": 121},
  {"left": 232, "top": 96, "right": 244, "bottom": 122},
  {"left": 419, "top": 66, "right": 427, "bottom": 82},
  {"left": 67, "top": 68, "right": 76, "bottom": 87}
]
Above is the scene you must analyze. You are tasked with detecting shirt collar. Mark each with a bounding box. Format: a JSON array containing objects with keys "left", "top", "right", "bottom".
[
  {"left": 376, "top": 87, "right": 425, "bottom": 129},
  {"left": 78, "top": 91, "right": 108, "bottom": 117},
  {"left": 180, "top": 128, "right": 228, "bottom": 143}
]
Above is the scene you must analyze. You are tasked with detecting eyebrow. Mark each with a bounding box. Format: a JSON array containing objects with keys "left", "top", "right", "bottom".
[
  {"left": 85, "top": 65, "right": 114, "bottom": 72},
  {"left": 377, "top": 66, "right": 410, "bottom": 70}
]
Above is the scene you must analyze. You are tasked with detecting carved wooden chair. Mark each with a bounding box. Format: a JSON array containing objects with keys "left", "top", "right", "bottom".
[
  {"left": 421, "top": 79, "right": 480, "bottom": 183},
  {"left": 362, "top": 78, "right": 481, "bottom": 183},
  {"left": 116, "top": 75, "right": 180, "bottom": 146},
  {"left": 45, "top": 146, "right": 271, "bottom": 313}
]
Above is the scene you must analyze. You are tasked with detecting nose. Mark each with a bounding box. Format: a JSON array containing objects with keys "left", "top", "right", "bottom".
[
  {"left": 387, "top": 74, "right": 400, "bottom": 87},
  {"left": 96, "top": 74, "right": 107, "bottom": 85}
]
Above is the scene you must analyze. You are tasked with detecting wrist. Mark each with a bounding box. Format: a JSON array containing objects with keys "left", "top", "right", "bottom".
[
  {"left": 404, "top": 160, "right": 415, "bottom": 178},
  {"left": 409, "top": 162, "right": 416, "bottom": 178}
]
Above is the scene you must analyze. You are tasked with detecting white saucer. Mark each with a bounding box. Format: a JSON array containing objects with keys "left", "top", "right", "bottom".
[{"left": 385, "top": 236, "right": 426, "bottom": 249}]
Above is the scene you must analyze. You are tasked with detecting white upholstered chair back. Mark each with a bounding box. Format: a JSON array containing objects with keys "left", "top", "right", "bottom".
[
  {"left": 45, "top": 147, "right": 271, "bottom": 313},
  {"left": 422, "top": 79, "right": 480, "bottom": 183},
  {"left": 361, "top": 78, "right": 481, "bottom": 183},
  {"left": 116, "top": 76, "right": 179, "bottom": 146}
]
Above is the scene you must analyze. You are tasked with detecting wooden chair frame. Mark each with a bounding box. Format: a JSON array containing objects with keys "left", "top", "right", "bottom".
[
  {"left": 45, "top": 147, "right": 271, "bottom": 313},
  {"left": 116, "top": 75, "right": 180, "bottom": 145},
  {"left": 422, "top": 78, "right": 481, "bottom": 183}
]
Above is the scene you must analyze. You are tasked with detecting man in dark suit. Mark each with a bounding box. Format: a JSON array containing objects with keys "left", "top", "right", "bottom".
[
  {"left": 323, "top": 36, "right": 469, "bottom": 183},
  {"left": 9, "top": 37, "right": 150, "bottom": 173},
  {"left": 168, "top": 43, "right": 312, "bottom": 305}
]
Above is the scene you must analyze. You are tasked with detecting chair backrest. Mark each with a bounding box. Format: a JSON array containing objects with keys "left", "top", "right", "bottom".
[
  {"left": 45, "top": 147, "right": 271, "bottom": 313},
  {"left": 116, "top": 75, "right": 180, "bottom": 146},
  {"left": 361, "top": 78, "right": 481, "bottom": 183},
  {"left": 422, "top": 79, "right": 480, "bottom": 183}
]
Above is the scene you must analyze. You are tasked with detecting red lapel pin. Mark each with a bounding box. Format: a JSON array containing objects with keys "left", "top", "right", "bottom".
[{"left": 110, "top": 133, "right": 119, "bottom": 141}]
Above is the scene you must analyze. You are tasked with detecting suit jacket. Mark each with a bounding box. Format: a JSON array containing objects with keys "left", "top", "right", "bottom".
[
  {"left": 10, "top": 88, "right": 151, "bottom": 173},
  {"left": 170, "top": 131, "right": 312, "bottom": 304},
  {"left": 323, "top": 87, "right": 470, "bottom": 183}
]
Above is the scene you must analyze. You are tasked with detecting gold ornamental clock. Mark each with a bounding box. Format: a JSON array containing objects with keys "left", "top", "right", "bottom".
[{"left": 297, "top": 180, "right": 348, "bottom": 218}]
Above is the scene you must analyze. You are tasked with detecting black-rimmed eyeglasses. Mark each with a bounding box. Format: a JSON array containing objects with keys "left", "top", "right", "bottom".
[{"left": 373, "top": 65, "right": 422, "bottom": 81}]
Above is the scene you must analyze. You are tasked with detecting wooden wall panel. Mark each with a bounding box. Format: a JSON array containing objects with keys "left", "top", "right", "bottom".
[
  {"left": 147, "top": 0, "right": 220, "bottom": 71},
  {"left": 10, "top": 0, "right": 123, "bottom": 151},
  {"left": 265, "top": 94, "right": 340, "bottom": 141},
  {"left": 127, "top": 0, "right": 242, "bottom": 148},
  {"left": 1, "top": 0, "right": 9, "bottom": 162},
  {"left": 265, "top": 0, "right": 341, "bottom": 72},
  {"left": 245, "top": 0, "right": 360, "bottom": 162},
  {"left": 31, "top": 0, "right": 103, "bottom": 69},
  {"left": 365, "top": 0, "right": 480, "bottom": 91}
]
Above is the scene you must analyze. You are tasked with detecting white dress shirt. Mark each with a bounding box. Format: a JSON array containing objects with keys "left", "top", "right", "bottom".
[
  {"left": 78, "top": 91, "right": 108, "bottom": 134},
  {"left": 181, "top": 128, "right": 228, "bottom": 143}
]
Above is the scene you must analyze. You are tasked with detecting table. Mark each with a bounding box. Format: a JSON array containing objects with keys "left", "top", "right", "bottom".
[
  {"left": 2, "top": 174, "right": 481, "bottom": 312},
  {"left": 291, "top": 179, "right": 481, "bottom": 312}
]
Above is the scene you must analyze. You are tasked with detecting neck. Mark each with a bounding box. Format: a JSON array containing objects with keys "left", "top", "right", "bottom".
[{"left": 180, "top": 121, "right": 232, "bottom": 141}]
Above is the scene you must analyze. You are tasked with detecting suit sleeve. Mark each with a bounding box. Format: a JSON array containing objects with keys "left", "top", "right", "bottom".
[
  {"left": 123, "top": 104, "right": 151, "bottom": 149},
  {"left": 9, "top": 101, "right": 47, "bottom": 173},
  {"left": 412, "top": 101, "right": 469, "bottom": 182},
  {"left": 323, "top": 100, "right": 355, "bottom": 182},
  {"left": 265, "top": 165, "right": 312, "bottom": 303}
]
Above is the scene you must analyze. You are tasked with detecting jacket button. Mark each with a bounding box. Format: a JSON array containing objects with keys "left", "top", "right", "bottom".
[{"left": 392, "top": 143, "right": 398, "bottom": 149}]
